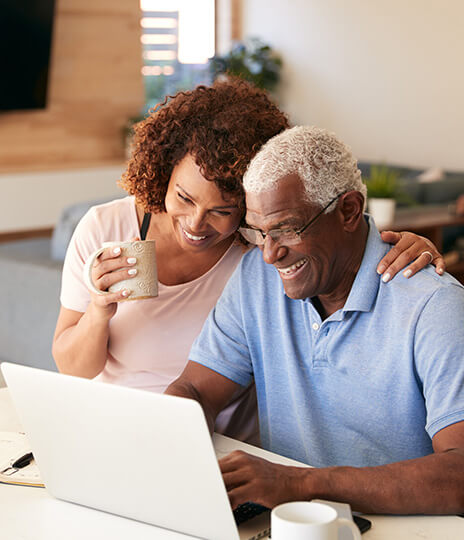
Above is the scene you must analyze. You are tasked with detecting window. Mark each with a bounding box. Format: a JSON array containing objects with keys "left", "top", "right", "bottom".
[{"left": 140, "top": 0, "right": 215, "bottom": 108}]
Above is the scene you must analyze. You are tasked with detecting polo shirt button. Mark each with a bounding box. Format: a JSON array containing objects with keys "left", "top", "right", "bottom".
[{"left": 312, "top": 322, "right": 320, "bottom": 331}]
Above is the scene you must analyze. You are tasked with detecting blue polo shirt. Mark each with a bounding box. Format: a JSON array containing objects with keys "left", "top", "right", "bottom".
[{"left": 190, "top": 218, "right": 464, "bottom": 468}]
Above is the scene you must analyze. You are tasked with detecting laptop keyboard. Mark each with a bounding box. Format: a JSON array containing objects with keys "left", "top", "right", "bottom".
[{"left": 233, "top": 502, "right": 269, "bottom": 525}]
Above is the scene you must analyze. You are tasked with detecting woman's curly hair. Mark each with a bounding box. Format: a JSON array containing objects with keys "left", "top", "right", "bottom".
[{"left": 119, "top": 78, "right": 289, "bottom": 213}]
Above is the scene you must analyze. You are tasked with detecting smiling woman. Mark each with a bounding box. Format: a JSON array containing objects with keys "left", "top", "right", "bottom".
[
  {"left": 52, "top": 79, "right": 289, "bottom": 445},
  {"left": 158, "top": 154, "right": 244, "bottom": 282}
]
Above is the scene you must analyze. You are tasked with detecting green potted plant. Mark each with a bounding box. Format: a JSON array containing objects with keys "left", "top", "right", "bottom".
[
  {"left": 209, "top": 38, "right": 283, "bottom": 93},
  {"left": 364, "top": 165, "right": 409, "bottom": 228}
]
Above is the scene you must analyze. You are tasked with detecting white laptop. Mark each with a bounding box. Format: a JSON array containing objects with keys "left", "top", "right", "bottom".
[{"left": 1, "top": 362, "right": 270, "bottom": 540}]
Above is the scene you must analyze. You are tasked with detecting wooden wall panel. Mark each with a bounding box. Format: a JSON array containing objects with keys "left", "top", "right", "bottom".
[
  {"left": 0, "top": 0, "right": 144, "bottom": 173},
  {"left": 230, "top": 0, "right": 243, "bottom": 40}
]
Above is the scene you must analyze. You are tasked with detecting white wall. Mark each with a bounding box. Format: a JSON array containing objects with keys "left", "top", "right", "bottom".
[
  {"left": 0, "top": 166, "right": 125, "bottom": 232},
  {"left": 243, "top": 0, "right": 464, "bottom": 171}
]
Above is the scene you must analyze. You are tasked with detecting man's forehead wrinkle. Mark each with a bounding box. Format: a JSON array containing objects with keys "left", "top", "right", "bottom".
[
  {"left": 245, "top": 176, "right": 318, "bottom": 226},
  {"left": 246, "top": 196, "right": 314, "bottom": 218},
  {"left": 245, "top": 206, "right": 309, "bottom": 229}
]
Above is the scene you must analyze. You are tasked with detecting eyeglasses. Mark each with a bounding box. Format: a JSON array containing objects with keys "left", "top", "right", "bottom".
[{"left": 239, "top": 193, "right": 342, "bottom": 246}]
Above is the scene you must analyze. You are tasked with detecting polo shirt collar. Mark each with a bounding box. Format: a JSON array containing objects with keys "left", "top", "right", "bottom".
[
  {"left": 342, "top": 214, "right": 388, "bottom": 313},
  {"left": 289, "top": 215, "right": 387, "bottom": 314}
]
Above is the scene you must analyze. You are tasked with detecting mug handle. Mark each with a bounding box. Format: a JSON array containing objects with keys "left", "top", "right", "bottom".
[
  {"left": 82, "top": 246, "right": 112, "bottom": 296},
  {"left": 338, "top": 517, "right": 362, "bottom": 540}
]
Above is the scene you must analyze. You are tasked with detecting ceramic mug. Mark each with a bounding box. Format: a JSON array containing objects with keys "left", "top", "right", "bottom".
[
  {"left": 83, "top": 240, "right": 158, "bottom": 300},
  {"left": 271, "top": 501, "right": 361, "bottom": 540}
]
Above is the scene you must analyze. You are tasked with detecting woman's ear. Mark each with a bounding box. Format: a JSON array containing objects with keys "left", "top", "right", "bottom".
[{"left": 338, "top": 191, "right": 365, "bottom": 232}]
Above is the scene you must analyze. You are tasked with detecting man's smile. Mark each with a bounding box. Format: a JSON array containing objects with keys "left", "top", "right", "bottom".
[{"left": 276, "top": 257, "right": 309, "bottom": 279}]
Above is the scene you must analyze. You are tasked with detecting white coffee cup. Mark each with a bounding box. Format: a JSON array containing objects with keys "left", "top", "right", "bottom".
[
  {"left": 83, "top": 240, "right": 158, "bottom": 300},
  {"left": 271, "top": 501, "right": 361, "bottom": 540}
]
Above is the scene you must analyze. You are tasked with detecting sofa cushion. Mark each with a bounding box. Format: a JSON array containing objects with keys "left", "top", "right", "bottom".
[
  {"left": 50, "top": 198, "right": 113, "bottom": 261},
  {"left": 0, "top": 238, "right": 62, "bottom": 372},
  {"left": 421, "top": 174, "right": 464, "bottom": 205}
]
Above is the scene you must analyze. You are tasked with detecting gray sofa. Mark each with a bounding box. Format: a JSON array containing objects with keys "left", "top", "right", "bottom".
[
  {"left": 358, "top": 162, "right": 464, "bottom": 251},
  {"left": 0, "top": 238, "right": 62, "bottom": 373},
  {"left": 0, "top": 198, "right": 114, "bottom": 378},
  {"left": 358, "top": 162, "right": 464, "bottom": 207}
]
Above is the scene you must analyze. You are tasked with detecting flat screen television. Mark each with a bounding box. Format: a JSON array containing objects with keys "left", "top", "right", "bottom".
[{"left": 0, "top": 0, "right": 56, "bottom": 112}]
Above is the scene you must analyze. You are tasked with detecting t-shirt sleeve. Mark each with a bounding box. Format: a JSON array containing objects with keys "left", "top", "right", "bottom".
[
  {"left": 60, "top": 206, "right": 104, "bottom": 312},
  {"left": 414, "top": 281, "right": 464, "bottom": 438},
  {"left": 189, "top": 259, "right": 254, "bottom": 387}
]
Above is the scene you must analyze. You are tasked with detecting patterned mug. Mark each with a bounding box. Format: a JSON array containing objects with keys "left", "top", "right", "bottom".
[{"left": 83, "top": 240, "right": 158, "bottom": 300}]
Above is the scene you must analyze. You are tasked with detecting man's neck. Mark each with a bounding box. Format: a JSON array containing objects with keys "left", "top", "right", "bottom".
[{"left": 315, "top": 219, "right": 369, "bottom": 319}]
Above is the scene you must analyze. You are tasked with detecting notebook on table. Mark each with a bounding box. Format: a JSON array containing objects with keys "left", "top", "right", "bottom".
[
  {"left": 1, "top": 362, "right": 270, "bottom": 540},
  {"left": 0, "top": 430, "right": 43, "bottom": 487}
]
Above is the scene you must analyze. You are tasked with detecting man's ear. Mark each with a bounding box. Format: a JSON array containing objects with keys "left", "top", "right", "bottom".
[{"left": 338, "top": 191, "right": 365, "bottom": 232}]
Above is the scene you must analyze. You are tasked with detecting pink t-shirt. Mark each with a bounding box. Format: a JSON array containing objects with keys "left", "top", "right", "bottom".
[{"left": 61, "top": 196, "right": 258, "bottom": 442}]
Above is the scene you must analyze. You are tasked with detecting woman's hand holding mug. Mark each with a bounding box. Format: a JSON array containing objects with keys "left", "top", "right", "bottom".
[{"left": 83, "top": 240, "right": 158, "bottom": 318}]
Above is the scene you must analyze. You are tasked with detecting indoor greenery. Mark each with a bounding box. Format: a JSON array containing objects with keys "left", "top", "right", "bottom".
[
  {"left": 209, "top": 38, "right": 283, "bottom": 92},
  {"left": 364, "top": 164, "right": 413, "bottom": 204}
]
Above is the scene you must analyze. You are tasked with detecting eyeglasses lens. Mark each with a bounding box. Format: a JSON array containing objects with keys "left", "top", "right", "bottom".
[
  {"left": 239, "top": 228, "right": 264, "bottom": 245},
  {"left": 271, "top": 230, "right": 299, "bottom": 245},
  {"left": 239, "top": 228, "right": 302, "bottom": 246}
]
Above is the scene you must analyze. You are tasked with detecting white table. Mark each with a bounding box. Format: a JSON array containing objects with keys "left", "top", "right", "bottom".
[{"left": 1, "top": 388, "right": 463, "bottom": 540}]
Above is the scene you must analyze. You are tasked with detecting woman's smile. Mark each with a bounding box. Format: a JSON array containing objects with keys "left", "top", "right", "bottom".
[
  {"left": 165, "top": 154, "right": 243, "bottom": 253},
  {"left": 180, "top": 224, "right": 212, "bottom": 246}
]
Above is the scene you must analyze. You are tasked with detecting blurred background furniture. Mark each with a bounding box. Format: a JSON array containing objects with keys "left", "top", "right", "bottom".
[
  {"left": 385, "top": 205, "right": 464, "bottom": 283},
  {"left": 0, "top": 197, "right": 116, "bottom": 379},
  {"left": 359, "top": 162, "right": 464, "bottom": 282},
  {"left": 358, "top": 162, "right": 464, "bottom": 215}
]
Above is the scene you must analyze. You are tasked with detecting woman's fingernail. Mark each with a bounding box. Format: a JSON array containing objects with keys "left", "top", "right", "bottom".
[
  {"left": 404, "top": 269, "right": 412, "bottom": 278},
  {"left": 438, "top": 268, "right": 444, "bottom": 275},
  {"left": 113, "top": 247, "right": 121, "bottom": 255},
  {"left": 127, "top": 257, "right": 137, "bottom": 264},
  {"left": 128, "top": 268, "right": 137, "bottom": 276},
  {"left": 382, "top": 272, "right": 391, "bottom": 283},
  {"left": 377, "top": 265, "right": 385, "bottom": 274},
  {"left": 121, "top": 289, "right": 130, "bottom": 297}
]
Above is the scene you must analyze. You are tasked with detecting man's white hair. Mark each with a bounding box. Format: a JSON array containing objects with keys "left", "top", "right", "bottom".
[{"left": 243, "top": 125, "right": 366, "bottom": 211}]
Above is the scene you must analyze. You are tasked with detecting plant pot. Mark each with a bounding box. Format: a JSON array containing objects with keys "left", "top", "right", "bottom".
[{"left": 368, "top": 198, "right": 396, "bottom": 229}]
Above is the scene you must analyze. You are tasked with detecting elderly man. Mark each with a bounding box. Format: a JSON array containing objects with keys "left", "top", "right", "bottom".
[{"left": 166, "top": 126, "right": 464, "bottom": 514}]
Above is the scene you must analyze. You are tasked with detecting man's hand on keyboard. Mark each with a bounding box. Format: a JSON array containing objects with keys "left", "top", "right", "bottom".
[{"left": 219, "top": 450, "right": 305, "bottom": 509}]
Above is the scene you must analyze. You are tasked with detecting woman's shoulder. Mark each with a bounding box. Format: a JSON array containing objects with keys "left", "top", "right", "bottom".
[
  {"left": 78, "top": 195, "right": 134, "bottom": 228},
  {"left": 73, "top": 195, "right": 137, "bottom": 246},
  {"left": 89, "top": 195, "right": 134, "bottom": 218}
]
